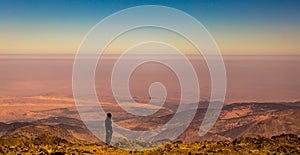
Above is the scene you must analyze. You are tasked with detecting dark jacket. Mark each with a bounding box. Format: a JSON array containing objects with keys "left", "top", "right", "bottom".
[{"left": 105, "top": 117, "right": 112, "bottom": 131}]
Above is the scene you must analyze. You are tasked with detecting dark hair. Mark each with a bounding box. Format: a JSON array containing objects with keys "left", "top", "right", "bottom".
[{"left": 107, "top": 113, "right": 112, "bottom": 118}]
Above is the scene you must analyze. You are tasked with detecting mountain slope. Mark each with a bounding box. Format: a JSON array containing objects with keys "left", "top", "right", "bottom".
[
  {"left": 0, "top": 101, "right": 299, "bottom": 143},
  {"left": 0, "top": 117, "right": 100, "bottom": 143}
]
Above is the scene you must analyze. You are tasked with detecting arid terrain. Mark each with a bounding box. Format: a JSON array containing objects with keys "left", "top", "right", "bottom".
[
  {"left": 0, "top": 134, "right": 299, "bottom": 154},
  {"left": 0, "top": 95, "right": 299, "bottom": 144},
  {"left": 1, "top": 0, "right": 300, "bottom": 153},
  {"left": 0, "top": 55, "right": 299, "bottom": 153}
]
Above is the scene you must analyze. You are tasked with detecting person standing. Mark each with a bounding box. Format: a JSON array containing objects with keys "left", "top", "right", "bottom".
[{"left": 105, "top": 113, "right": 113, "bottom": 145}]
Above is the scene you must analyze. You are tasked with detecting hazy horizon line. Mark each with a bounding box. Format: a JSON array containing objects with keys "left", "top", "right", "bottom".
[{"left": 1, "top": 53, "right": 299, "bottom": 60}]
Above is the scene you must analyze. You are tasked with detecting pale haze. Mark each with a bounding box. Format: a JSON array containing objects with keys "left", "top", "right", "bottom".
[{"left": 0, "top": 54, "right": 299, "bottom": 104}]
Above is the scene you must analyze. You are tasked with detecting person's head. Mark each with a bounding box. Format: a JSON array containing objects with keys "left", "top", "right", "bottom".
[{"left": 107, "top": 113, "right": 112, "bottom": 118}]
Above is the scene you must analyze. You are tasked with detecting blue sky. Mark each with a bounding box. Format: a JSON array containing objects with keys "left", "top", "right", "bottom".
[{"left": 1, "top": 0, "right": 300, "bottom": 54}]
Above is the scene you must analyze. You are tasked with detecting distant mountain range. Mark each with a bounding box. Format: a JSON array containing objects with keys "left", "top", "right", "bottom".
[
  {"left": 0, "top": 101, "right": 299, "bottom": 143},
  {"left": 177, "top": 101, "right": 300, "bottom": 142}
]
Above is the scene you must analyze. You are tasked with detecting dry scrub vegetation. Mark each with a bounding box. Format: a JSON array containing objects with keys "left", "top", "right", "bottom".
[{"left": 0, "top": 134, "right": 299, "bottom": 155}]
